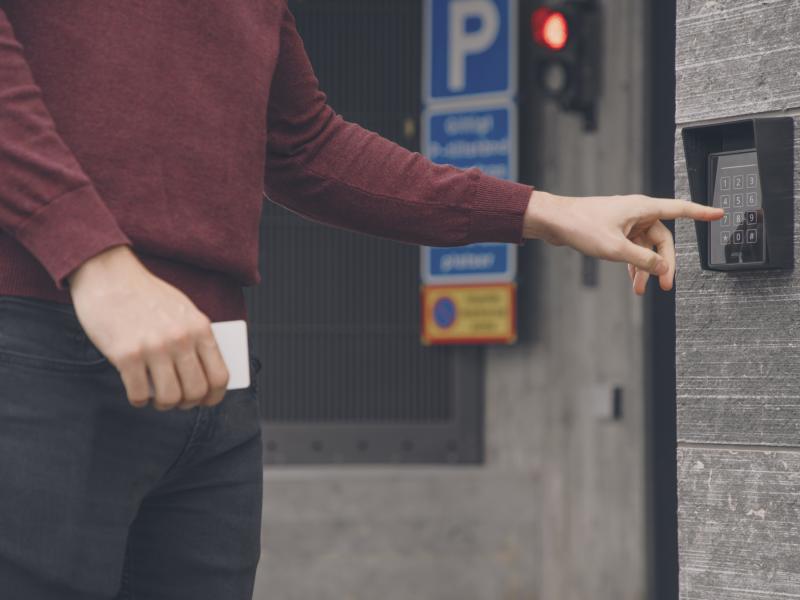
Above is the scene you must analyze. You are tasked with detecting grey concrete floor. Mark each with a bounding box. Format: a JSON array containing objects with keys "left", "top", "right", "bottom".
[{"left": 251, "top": 467, "right": 539, "bottom": 600}]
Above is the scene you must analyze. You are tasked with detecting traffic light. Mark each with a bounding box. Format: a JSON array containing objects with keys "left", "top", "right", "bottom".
[{"left": 527, "top": 1, "right": 601, "bottom": 130}]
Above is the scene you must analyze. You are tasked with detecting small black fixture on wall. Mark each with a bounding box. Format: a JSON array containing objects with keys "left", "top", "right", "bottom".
[{"left": 682, "top": 117, "right": 794, "bottom": 271}]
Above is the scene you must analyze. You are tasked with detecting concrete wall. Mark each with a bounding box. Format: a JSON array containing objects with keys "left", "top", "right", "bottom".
[
  {"left": 675, "top": 1, "right": 800, "bottom": 598},
  {"left": 253, "top": 0, "right": 649, "bottom": 598}
]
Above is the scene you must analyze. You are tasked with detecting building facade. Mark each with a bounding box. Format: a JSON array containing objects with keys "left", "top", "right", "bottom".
[{"left": 675, "top": 1, "right": 800, "bottom": 598}]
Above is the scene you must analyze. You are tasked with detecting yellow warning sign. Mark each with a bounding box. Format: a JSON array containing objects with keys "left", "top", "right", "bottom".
[{"left": 421, "top": 283, "right": 516, "bottom": 345}]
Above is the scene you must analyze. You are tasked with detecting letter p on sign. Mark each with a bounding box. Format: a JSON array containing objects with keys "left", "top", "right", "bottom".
[
  {"left": 425, "top": 0, "right": 513, "bottom": 101},
  {"left": 448, "top": 0, "right": 500, "bottom": 92}
]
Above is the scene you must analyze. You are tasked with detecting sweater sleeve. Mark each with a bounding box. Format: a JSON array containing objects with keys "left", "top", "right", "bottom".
[
  {"left": 264, "top": 3, "right": 533, "bottom": 247},
  {"left": 0, "top": 11, "right": 132, "bottom": 290}
]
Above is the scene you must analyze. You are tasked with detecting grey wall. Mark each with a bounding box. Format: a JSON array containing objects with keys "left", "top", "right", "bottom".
[
  {"left": 675, "top": 1, "right": 800, "bottom": 598},
  {"left": 253, "top": 0, "right": 649, "bottom": 598}
]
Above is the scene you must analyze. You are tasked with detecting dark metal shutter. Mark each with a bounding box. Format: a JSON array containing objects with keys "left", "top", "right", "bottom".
[{"left": 244, "top": 0, "right": 483, "bottom": 464}]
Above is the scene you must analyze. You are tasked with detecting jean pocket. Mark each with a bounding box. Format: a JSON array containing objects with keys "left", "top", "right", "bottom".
[
  {"left": 0, "top": 296, "right": 111, "bottom": 372},
  {"left": 248, "top": 354, "right": 262, "bottom": 394}
]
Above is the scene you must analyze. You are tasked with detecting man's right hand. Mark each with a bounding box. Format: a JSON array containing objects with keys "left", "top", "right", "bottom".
[
  {"left": 522, "top": 191, "right": 724, "bottom": 294},
  {"left": 66, "top": 245, "right": 230, "bottom": 410}
]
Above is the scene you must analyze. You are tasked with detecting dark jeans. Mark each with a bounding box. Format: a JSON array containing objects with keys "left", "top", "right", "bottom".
[{"left": 0, "top": 295, "right": 264, "bottom": 599}]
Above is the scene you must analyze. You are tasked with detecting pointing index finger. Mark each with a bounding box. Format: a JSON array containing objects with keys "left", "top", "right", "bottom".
[{"left": 650, "top": 198, "right": 724, "bottom": 221}]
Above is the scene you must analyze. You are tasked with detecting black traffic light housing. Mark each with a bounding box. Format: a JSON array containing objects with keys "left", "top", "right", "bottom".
[{"left": 526, "top": 0, "right": 602, "bottom": 130}]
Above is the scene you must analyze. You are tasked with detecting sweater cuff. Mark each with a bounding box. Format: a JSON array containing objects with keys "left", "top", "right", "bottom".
[
  {"left": 12, "top": 184, "right": 133, "bottom": 291},
  {"left": 467, "top": 172, "right": 533, "bottom": 245}
]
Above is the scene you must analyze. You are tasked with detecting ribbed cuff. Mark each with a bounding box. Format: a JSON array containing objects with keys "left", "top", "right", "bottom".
[
  {"left": 466, "top": 171, "right": 533, "bottom": 245},
  {"left": 12, "top": 184, "right": 133, "bottom": 290}
]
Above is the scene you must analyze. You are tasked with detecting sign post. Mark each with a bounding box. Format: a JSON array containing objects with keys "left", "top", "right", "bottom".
[{"left": 421, "top": 0, "right": 519, "bottom": 345}]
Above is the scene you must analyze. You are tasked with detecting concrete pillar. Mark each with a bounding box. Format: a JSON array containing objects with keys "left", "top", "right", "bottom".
[{"left": 675, "top": 1, "right": 800, "bottom": 598}]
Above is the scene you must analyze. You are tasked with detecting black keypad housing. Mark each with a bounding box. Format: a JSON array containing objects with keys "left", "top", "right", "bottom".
[{"left": 682, "top": 117, "right": 793, "bottom": 272}]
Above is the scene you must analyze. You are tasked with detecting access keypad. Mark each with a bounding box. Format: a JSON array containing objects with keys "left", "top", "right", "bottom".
[{"left": 709, "top": 150, "right": 764, "bottom": 266}]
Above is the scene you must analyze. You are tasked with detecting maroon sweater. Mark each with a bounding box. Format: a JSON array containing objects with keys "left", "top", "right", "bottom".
[{"left": 0, "top": 1, "right": 533, "bottom": 322}]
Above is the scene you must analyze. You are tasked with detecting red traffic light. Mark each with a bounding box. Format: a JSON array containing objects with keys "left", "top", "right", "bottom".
[{"left": 531, "top": 7, "right": 569, "bottom": 51}]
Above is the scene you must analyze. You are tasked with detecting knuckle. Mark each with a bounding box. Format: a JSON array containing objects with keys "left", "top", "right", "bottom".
[
  {"left": 197, "top": 328, "right": 220, "bottom": 350},
  {"left": 142, "top": 331, "right": 191, "bottom": 356},
  {"left": 208, "top": 381, "right": 228, "bottom": 397},
  {"left": 155, "top": 394, "right": 181, "bottom": 410},
  {"left": 192, "top": 315, "right": 213, "bottom": 334},
  {"left": 141, "top": 337, "right": 168, "bottom": 355},
  {"left": 184, "top": 382, "right": 210, "bottom": 404},
  {"left": 165, "top": 328, "right": 194, "bottom": 350},
  {"left": 205, "top": 393, "right": 225, "bottom": 407},
  {"left": 210, "top": 371, "right": 230, "bottom": 390},
  {"left": 113, "top": 347, "right": 145, "bottom": 368},
  {"left": 606, "top": 239, "right": 627, "bottom": 260},
  {"left": 164, "top": 391, "right": 182, "bottom": 405},
  {"left": 128, "top": 395, "right": 149, "bottom": 407}
]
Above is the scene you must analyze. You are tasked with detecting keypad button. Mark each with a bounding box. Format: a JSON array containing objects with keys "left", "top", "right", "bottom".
[
  {"left": 721, "top": 214, "right": 730, "bottom": 226},
  {"left": 734, "top": 194, "right": 744, "bottom": 207},
  {"left": 733, "top": 230, "right": 744, "bottom": 244},
  {"left": 733, "top": 175, "right": 744, "bottom": 189},
  {"left": 721, "top": 195, "right": 731, "bottom": 207},
  {"left": 746, "top": 211, "right": 757, "bottom": 225},
  {"left": 721, "top": 177, "right": 731, "bottom": 190},
  {"left": 721, "top": 231, "right": 731, "bottom": 244},
  {"left": 747, "top": 192, "right": 757, "bottom": 206},
  {"left": 746, "top": 174, "right": 757, "bottom": 188},
  {"left": 746, "top": 229, "right": 758, "bottom": 244},
  {"left": 734, "top": 212, "right": 744, "bottom": 225}
]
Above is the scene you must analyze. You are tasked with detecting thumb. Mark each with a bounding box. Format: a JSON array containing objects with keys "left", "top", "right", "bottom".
[{"left": 618, "top": 238, "right": 667, "bottom": 275}]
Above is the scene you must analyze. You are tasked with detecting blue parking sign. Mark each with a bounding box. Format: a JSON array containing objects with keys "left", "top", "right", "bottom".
[
  {"left": 424, "top": 0, "right": 516, "bottom": 102},
  {"left": 421, "top": 0, "right": 518, "bottom": 289}
]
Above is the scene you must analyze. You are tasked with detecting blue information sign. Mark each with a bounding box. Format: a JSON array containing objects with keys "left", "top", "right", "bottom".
[
  {"left": 422, "top": 243, "right": 515, "bottom": 284},
  {"left": 421, "top": 102, "right": 517, "bottom": 284},
  {"left": 423, "top": 103, "right": 515, "bottom": 179}
]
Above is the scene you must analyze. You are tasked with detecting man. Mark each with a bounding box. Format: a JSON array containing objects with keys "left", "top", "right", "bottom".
[{"left": 0, "top": 1, "right": 721, "bottom": 599}]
